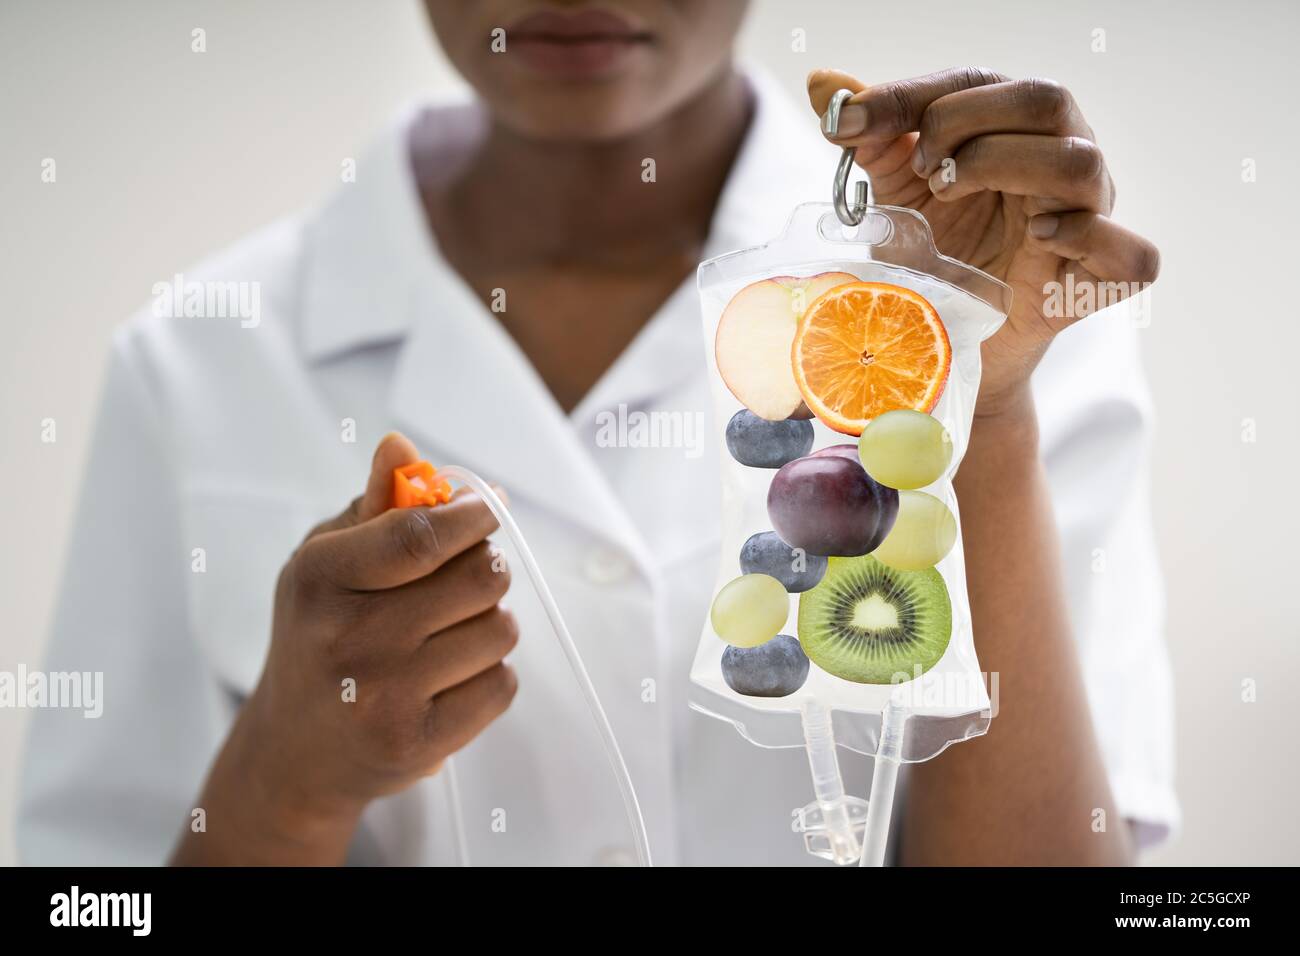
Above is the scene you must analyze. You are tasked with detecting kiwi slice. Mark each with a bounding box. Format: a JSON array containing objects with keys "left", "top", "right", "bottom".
[{"left": 797, "top": 555, "right": 951, "bottom": 684}]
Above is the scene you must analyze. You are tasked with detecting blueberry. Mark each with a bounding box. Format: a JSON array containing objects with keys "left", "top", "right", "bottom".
[
  {"left": 739, "top": 531, "right": 828, "bottom": 592},
  {"left": 725, "top": 410, "right": 814, "bottom": 468},
  {"left": 721, "top": 635, "right": 810, "bottom": 698}
]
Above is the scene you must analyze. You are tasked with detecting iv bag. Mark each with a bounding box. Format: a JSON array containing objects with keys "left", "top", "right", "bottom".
[{"left": 691, "top": 201, "right": 1013, "bottom": 763}]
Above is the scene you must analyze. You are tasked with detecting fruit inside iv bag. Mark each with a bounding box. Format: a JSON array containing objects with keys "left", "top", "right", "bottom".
[
  {"left": 798, "top": 555, "right": 952, "bottom": 684},
  {"left": 710, "top": 573, "right": 790, "bottom": 647},
  {"left": 721, "top": 635, "right": 810, "bottom": 698},
  {"left": 858, "top": 410, "right": 953, "bottom": 490},
  {"left": 739, "top": 531, "right": 827, "bottom": 593},
  {"left": 714, "top": 272, "right": 857, "bottom": 421},
  {"left": 715, "top": 276, "right": 952, "bottom": 436},
  {"left": 695, "top": 201, "right": 1011, "bottom": 781},
  {"left": 872, "top": 491, "right": 957, "bottom": 570},
  {"left": 767, "top": 454, "right": 897, "bottom": 557},
  {"left": 792, "top": 281, "right": 951, "bottom": 435},
  {"left": 725, "top": 410, "right": 813, "bottom": 468},
  {"left": 707, "top": 273, "right": 968, "bottom": 694}
]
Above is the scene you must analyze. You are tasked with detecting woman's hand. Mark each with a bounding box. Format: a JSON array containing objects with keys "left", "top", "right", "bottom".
[
  {"left": 173, "top": 433, "right": 518, "bottom": 865},
  {"left": 808, "top": 68, "right": 1160, "bottom": 418},
  {"left": 806, "top": 69, "right": 1147, "bottom": 864}
]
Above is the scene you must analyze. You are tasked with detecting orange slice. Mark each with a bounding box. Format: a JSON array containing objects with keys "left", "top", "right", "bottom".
[{"left": 792, "top": 282, "right": 951, "bottom": 436}]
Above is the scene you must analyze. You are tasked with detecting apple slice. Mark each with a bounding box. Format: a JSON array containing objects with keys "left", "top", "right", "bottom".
[{"left": 715, "top": 272, "right": 858, "bottom": 421}]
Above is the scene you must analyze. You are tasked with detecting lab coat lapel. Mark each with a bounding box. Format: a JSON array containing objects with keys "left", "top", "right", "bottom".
[
  {"left": 297, "top": 102, "right": 650, "bottom": 567},
  {"left": 387, "top": 268, "right": 653, "bottom": 568}
]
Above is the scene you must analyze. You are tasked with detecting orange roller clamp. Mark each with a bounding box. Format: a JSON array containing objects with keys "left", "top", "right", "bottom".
[{"left": 393, "top": 461, "right": 453, "bottom": 508}]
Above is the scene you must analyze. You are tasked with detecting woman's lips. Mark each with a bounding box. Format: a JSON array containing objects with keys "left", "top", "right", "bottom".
[{"left": 505, "top": 8, "right": 653, "bottom": 78}]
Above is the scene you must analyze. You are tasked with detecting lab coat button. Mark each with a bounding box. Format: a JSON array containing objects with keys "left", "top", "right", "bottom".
[
  {"left": 593, "top": 845, "right": 637, "bottom": 867},
  {"left": 583, "top": 546, "right": 631, "bottom": 585}
]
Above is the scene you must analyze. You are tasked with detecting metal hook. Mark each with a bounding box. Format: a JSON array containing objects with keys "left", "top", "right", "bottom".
[{"left": 823, "top": 88, "right": 869, "bottom": 227}]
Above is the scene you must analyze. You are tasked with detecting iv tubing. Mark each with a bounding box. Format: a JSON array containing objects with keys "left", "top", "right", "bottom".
[
  {"left": 800, "top": 699, "right": 861, "bottom": 864},
  {"left": 438, "top": 466, "right": 653, "bottom": 868},
  {"left": 859, "top": 703, "right": 907, "bottom": 867},
  {"left": 443, "top": 756, "right": 471, "bottom": 867}
]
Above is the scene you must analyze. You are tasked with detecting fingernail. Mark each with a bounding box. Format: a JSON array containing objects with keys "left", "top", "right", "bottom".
[
  {"left": 927, "top": 170, "right": 949, "bottom": 193},
  {"left": 1029, "top": 215, "right": 1060, "bottom": 239},
  {"left": 826, "top": 103, "right": 866, "bottom": 138},
  {"left": 911, "top": 145, "right": 926, "bottom": 175}
]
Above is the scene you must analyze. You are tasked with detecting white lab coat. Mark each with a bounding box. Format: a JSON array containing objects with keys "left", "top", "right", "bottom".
[{"left": 18, "top": 71, "right": 1179, "bottom": 865}]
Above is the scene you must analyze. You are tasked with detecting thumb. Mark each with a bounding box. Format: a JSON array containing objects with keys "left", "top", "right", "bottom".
[
  {"left": 806, "top": 68, "right": 866, "bottom": 119},
  {"left": 806, "top": 69, "right": 916, "bottom": 200},
  {"left": 359, "top": 431, "right": 422, "bottom": 521},
  {"left": 304, "top": 431, "right": 422, "bottom": 541}
]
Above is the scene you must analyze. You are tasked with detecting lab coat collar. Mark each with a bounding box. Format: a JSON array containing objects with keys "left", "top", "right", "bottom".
[
  {"left": 297, "top": 108, "right": 434, "bottom": 361},
  {"left": 294, "top": 104, "right": 655, "bottom": 554}
]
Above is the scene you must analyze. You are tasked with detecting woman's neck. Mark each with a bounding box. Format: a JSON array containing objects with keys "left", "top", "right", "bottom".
[{"left": 415, "top": 66, "right": 754, "bottom": 270}]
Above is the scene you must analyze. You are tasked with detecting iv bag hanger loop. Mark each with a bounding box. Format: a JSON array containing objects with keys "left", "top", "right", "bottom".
[{"left": 823, "top": 88, "right": 870, "bottom": 227}]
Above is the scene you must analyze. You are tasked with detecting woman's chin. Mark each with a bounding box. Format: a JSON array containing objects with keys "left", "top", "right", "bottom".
[{"left": 488, "top": 82, "right": 670, "bottom": 143}]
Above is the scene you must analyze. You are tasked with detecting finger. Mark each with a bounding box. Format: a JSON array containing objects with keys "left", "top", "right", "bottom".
[
  {"left": 307, "top": 432, "right": 422, "bottom": 539},
  {"left": 815, "top": 66, "right": 1008, "bottom": 145},
  {"left": 423, "top": 663, "right": 518, "bottom": 759},
  {"left": 404, "top": 606, "right": 519, "bottom": 699},
  {"left": 806, "top": 68, "right": 866, "bottom": 118},
  {"left": 912, "top": 78, "right": 1092, "bottom": 177},
  {"left": 1027, "top": 212, "right": 1161, "bottom": 285},
  {"left": 301, "top": 491, "right": 499, "bottom": 591},
  {"left": 376, "top": 540, "right": 511, "bottom": 642},
  {"left": 361, "top": 432, "right": 422, "bottom": 519},
  {"left": 929, "top": 134, "right": 1110, "bottom": 212},
  {"left": 807, "top": 70, "right": 914, "bottom": 185}
]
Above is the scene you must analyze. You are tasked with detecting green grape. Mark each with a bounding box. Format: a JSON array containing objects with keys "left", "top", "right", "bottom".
[
  {"left": 858, "top": 409, "right": 953, "bottom": 489},
  {"left": 710, "top": 573, "right": 790, "bottom": 647},
  {"left": 872, "top": 491, "right": 956, "bottom": 570}
]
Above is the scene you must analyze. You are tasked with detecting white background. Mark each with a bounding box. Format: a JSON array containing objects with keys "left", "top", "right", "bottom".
[{"left": 1, "top": 0, "right": 1296, "bottom": 866}]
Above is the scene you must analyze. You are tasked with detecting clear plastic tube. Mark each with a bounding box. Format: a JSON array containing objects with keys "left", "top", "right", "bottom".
[
  {"left": 443, "top": 755, "right": 470, "bottom": 867},
  {"left": 800, "top": 699, "right": 861, "bottom": 864},
  {"left": 859, "top": 703, "right": 907, "bottom": 867},
  {"left": 438, "top": 466, "right": 653, "bottom": 868}
]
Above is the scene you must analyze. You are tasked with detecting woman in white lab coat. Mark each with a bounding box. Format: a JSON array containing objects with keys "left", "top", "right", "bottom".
[{"left": 20, "top": 0, "right": 1176, "bottom": 866}]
